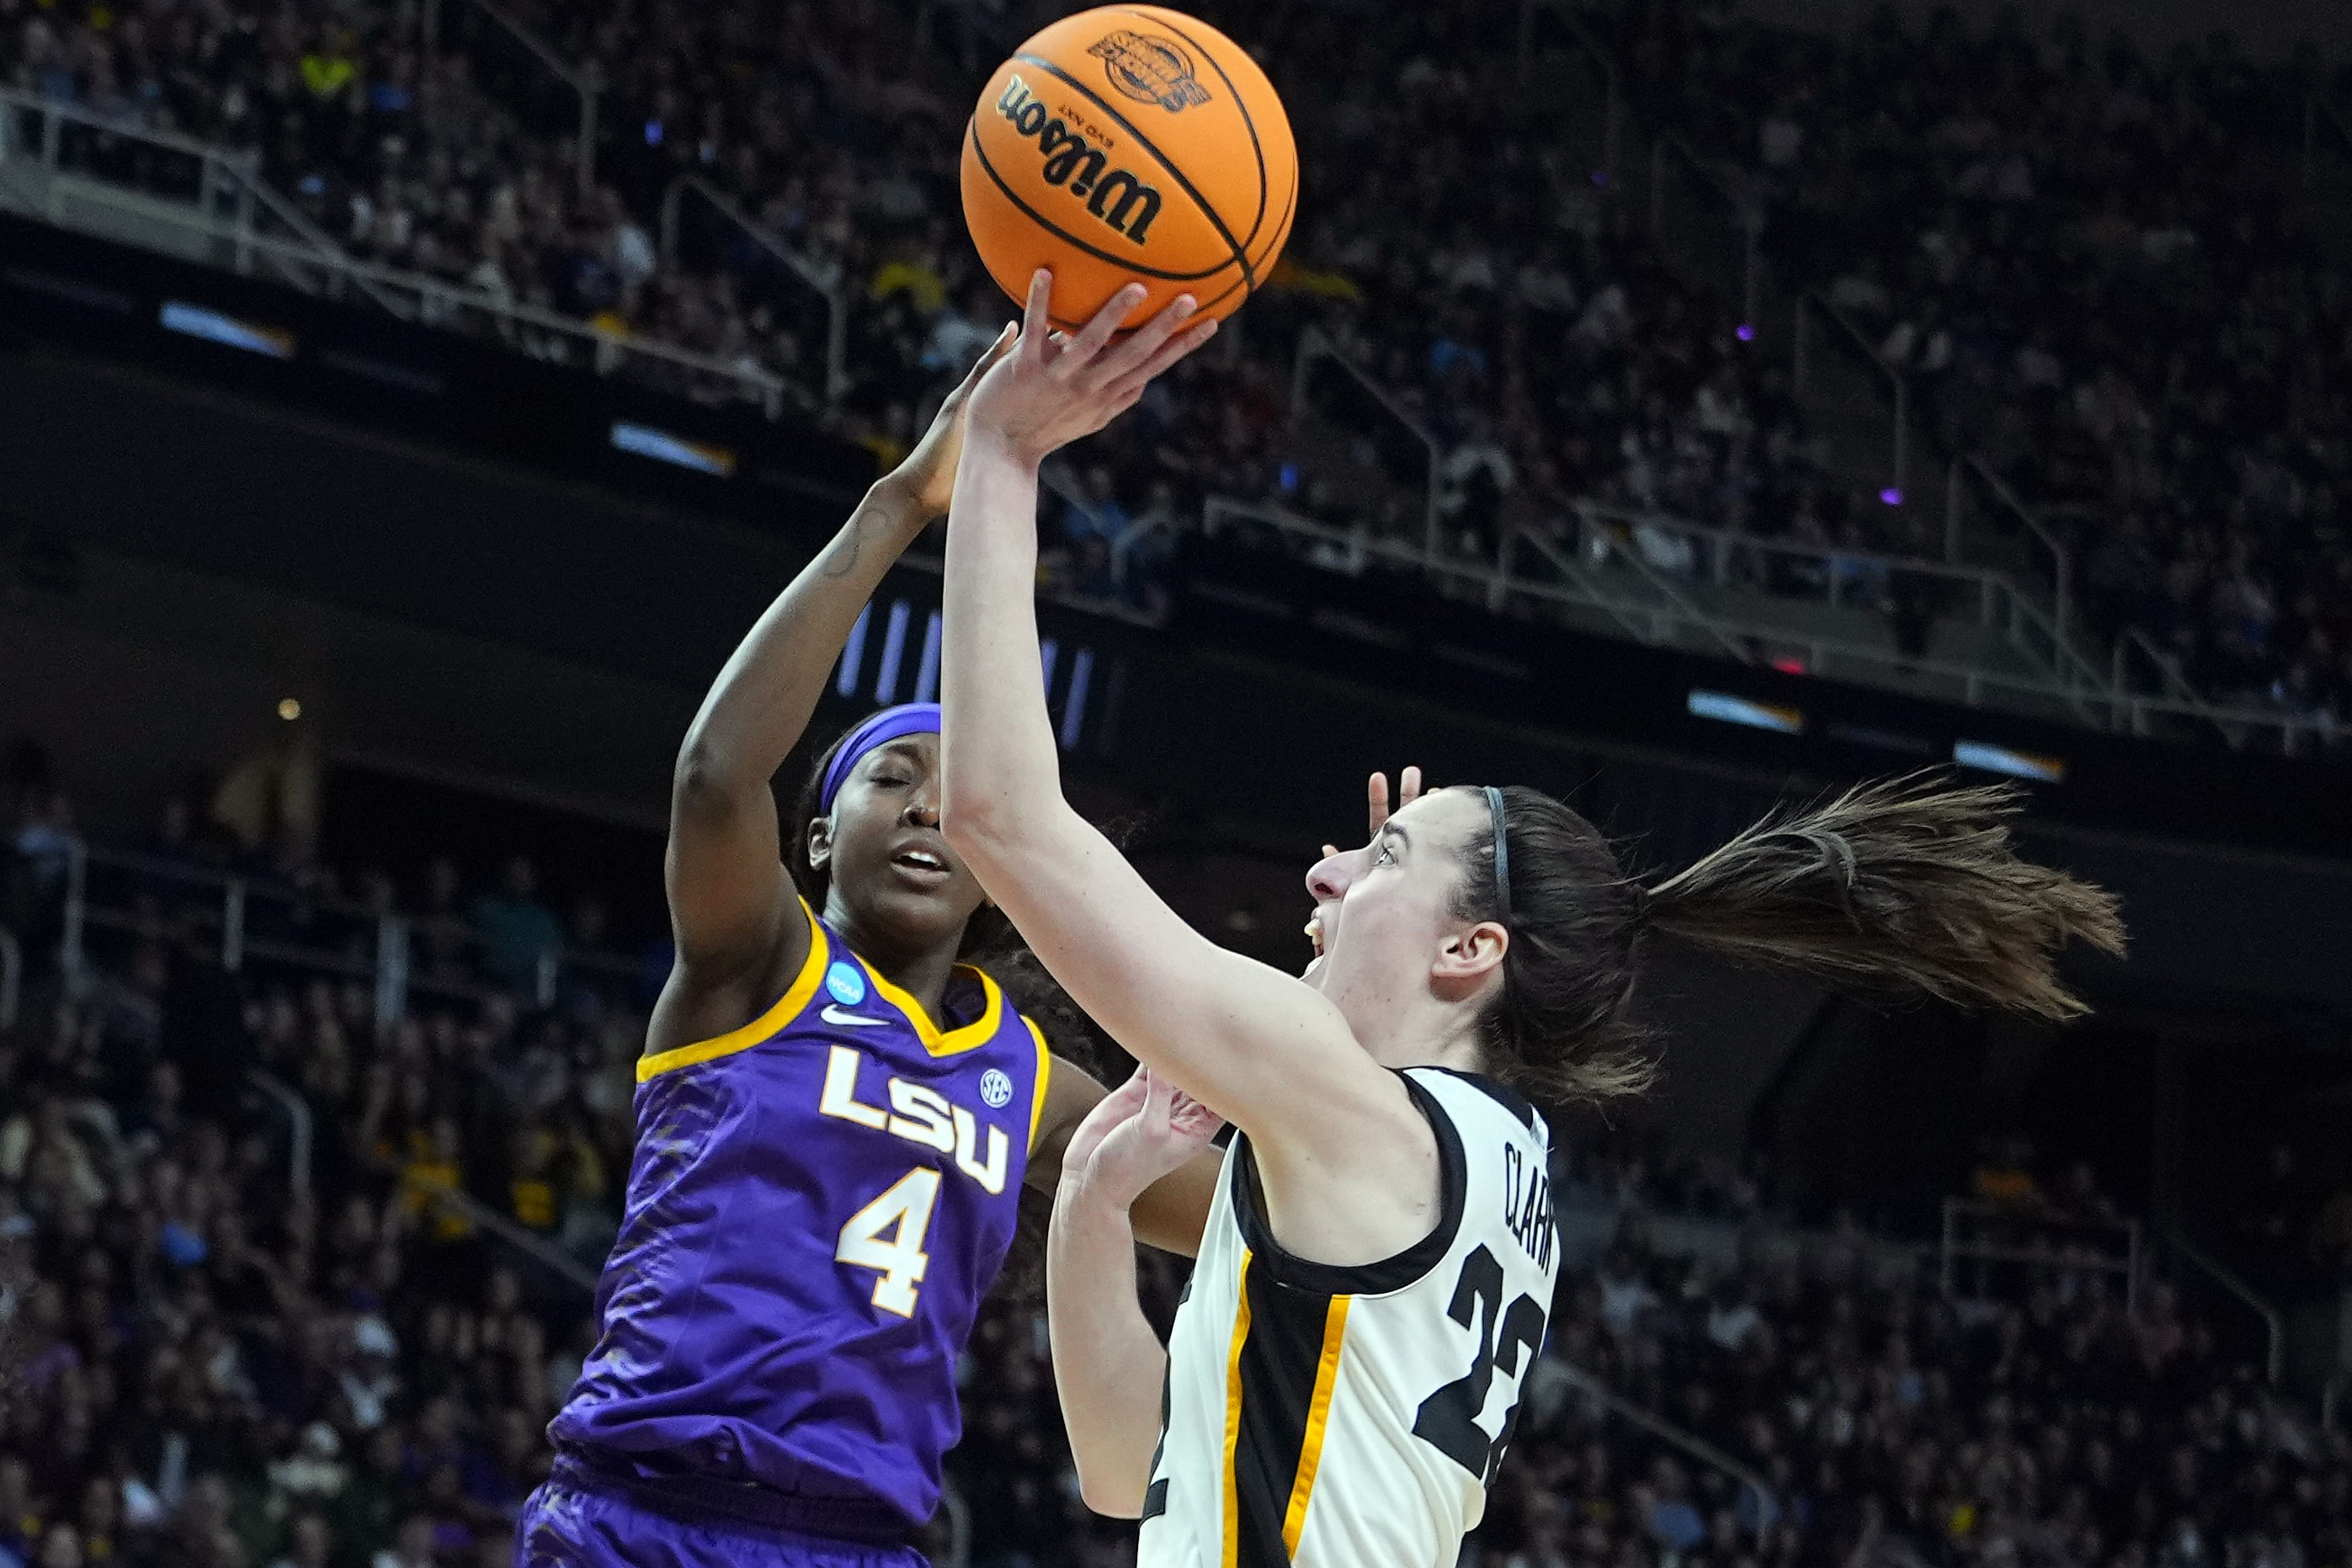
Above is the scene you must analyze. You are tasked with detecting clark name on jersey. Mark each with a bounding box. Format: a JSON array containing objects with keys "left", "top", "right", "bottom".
[{"left": 1141, "top": 1067, "right": 1562, "bottom": 1567}]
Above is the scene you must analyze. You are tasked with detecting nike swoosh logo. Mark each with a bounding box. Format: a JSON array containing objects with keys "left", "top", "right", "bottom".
[{"left": 821, "top": 1005, "right": 890, "bottom": 1029}]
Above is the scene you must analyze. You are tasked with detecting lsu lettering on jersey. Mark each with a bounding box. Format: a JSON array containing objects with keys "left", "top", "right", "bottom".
[
  {"left": 551, "top": 898, "right": 1049, "bottom": 1529},
  {"left": 1138, "top": 1068, "right": 1560, "bottom": 1568}
]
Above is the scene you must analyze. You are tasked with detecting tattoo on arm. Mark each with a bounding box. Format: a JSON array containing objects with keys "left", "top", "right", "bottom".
[{"left": 820, "top": 492, "right": 923, "bottom": 580}]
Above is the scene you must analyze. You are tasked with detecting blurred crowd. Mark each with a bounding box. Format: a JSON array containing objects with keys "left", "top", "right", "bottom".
[
  {"left": 954, "top": 1130, "right": 2352, "bottom": 1568},
  {"left": 0, "top": 741, "right": 637, "bottom": 1568},
  {"left": 0, "top": 0, "right": 1874, "bottom": 621},
  {"left": 10, "top": 0, "right": 2352, "bottom": 717},
  {"left": 1601, "top": 0, "right": 2352, "bottom": 713},
  {"left": 1473, "top": 1236, "right": 2351, "bottom": 1568},
  {"left": 9, "top": 731, "right": 2352, "bottom": 1568}
]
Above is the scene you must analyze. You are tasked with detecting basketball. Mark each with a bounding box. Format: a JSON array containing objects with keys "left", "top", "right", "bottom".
[{"left": 960, "top": 5, "right": 1297, "bottom": 329}]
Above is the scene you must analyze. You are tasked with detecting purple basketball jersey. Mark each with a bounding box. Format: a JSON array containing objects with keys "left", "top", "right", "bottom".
[{"left": 551, "top": 900, "right": 1049, "bottom": 1529}]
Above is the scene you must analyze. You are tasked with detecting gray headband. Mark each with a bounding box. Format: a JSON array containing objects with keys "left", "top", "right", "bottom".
[{"left": 1483, "top": 785, "right": 1512, "bottom": 922}]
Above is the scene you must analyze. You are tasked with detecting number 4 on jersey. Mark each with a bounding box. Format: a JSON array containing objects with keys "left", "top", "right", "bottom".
[
  {"left": 838, "top": 1167, "right": 941, "bottom": 1316},
  {"left": 1413, "top": 1244, "right": 1546, "bottom": 1481}
]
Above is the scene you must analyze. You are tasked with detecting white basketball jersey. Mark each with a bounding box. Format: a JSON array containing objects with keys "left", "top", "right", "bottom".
[{"left": 1135, "top": 1068, "right": 1561, "bottom": 1568}]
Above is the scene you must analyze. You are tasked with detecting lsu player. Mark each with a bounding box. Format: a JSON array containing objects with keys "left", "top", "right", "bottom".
[
  {"left": 516, "top": 333, "right": 1219, "bottom": 1568},
  {"left": 935, "top": 274, "right": 2121, "bottom": 1565}
]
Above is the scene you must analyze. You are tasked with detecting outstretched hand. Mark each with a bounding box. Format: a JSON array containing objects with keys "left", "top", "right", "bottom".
[
  {"left": 966, "top": 271, "right": 1219, "bottom": 470},
  {"left": 892, "top": 322, "right": 1019, "bottom": 517},
  {"left": 1322, "top": 767, "right": 1423, "bottom": 860},
  {"left": 1059, "top": 1066, "right": 1224, "bottom": 1212}
]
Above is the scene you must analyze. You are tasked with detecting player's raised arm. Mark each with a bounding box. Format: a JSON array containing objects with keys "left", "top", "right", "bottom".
[
  {"left": 663, "top": 330, "right": 1010, "bottom": 989},
  {"left": 1045, "top": 1069, "right": 1223, "bottom": 1513},
  {"left": 938, "top": 274, "right": 1422, "bottom": 1168}
]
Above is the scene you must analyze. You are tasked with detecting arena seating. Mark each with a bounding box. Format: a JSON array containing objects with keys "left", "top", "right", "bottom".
[
  {"left": 11, "top": 0, "right": 2352, "bottom": 740},
  {"left": 1592, "top": 0, "right": 2352, "bottom": 717},
  {"left": 0, "top": 0, "right": 1875, "bottom": 651},
  {"left": 3, "top": 736, "right": 2347, "bottom": 1568},
  {"left": 9, "top": 0, "right": 2350, "bottom": 742}
]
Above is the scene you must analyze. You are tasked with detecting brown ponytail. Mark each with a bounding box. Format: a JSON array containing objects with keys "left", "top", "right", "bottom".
[
  {"left": 1642, "top": 774, "right": 2124, "bottom": 1018},
  {"left": 1456, "top": 775, "right": 2125, "bottom": 1107}
]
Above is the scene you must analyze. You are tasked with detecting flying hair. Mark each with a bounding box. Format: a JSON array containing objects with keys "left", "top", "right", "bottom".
[
  {"left": 1453, "top": 773, "right": 2126, "bottom": 1107},
  {"left": 1642, "top": 773, "right": 2126, "bottom": 1019}
]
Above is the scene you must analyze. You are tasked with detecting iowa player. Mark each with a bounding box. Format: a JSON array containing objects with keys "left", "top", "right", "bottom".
[{"left": 935, "top": 273, "right": 2121, "bottom": 1566}]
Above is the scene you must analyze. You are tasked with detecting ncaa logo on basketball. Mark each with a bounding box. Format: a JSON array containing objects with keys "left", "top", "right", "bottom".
[
  {"left": 1089, "top": 30, "right": 1211, "bottom": 113},
  {"left": 979, "top": 1069, "right": 1014, "bottom": 1109}
]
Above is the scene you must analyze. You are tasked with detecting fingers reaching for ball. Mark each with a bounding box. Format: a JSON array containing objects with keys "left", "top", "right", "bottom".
[
  {"left": 1035, "top": 273, "right": 1145, "bottom": 367},
  {"left": 971, "top": 269, "right": 1217, "bottom": 466},
  {"left": 1019, "top": 271, "right": 1216, "bottom": 380}
]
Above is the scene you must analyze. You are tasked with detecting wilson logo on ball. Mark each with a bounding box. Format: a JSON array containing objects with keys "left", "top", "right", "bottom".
[
  {"left": 994, "top": 75, "right": 1164, "bottom": 244},
  {"left": 1088, "top": 30, "right": 1211, "bottom": 113}
]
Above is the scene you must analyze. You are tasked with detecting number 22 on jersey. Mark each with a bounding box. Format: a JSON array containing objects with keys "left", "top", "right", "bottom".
[
  {"left": 838, "top": 1167, "right": 940, "bottom": 1316},
  {"left": 1413, "top": 1243, "right": 1546, "bottom": 1481}
]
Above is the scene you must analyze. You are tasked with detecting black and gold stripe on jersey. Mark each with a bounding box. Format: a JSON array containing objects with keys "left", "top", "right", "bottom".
[
  {"left": 1219, "top": 1250, "right": 1349, "bottom": 1567},
  {"left": 1212, "top": 1076, "right": 1470, "bottom": 1565}
]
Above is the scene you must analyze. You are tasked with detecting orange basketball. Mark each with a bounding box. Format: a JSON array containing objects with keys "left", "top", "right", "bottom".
[{"left": 960, "top": 5, "right": 1297, "bottom": 329}]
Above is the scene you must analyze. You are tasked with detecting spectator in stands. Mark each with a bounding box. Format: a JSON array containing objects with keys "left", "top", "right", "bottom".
[{"left": 19, "top": 785, "right": 2339, "bottom": 1568}]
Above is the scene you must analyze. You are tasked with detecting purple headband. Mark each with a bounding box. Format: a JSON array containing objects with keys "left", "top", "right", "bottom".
[{"left": 819, "top": 703, "right": 941, "bottom": 812}]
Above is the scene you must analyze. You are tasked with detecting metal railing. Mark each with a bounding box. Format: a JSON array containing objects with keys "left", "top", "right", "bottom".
[
  {"left": 1793, "top": 290, "right": 1908, "bottom": 501},
  {"left": 1546, "top": 505, "right": 1756, "bottom": 663},
  {"left": 1200, "top": 494, "right": 2339, "bottom": 747},
  {"left": 1941, "top": 1199, "right": 2141, "bottom": 1313},
  {"left": 1552, "top": 1362, "right": 1780, "bottom": 1533},
  {"left": 0, "top": 93, "right": 790, "bottom": 412},
  {"left": 658, "top": 173, "right": 849, "bottom": 405},
  {"left": 1564, "top": 496, "right": 2115, "bottom": 703},
  {"left": 423, "top": 1183, "right": 602, "bottom": 1293},
  {"left": 1791, "top": 298, "right": 2126, "bottom": 710},
  {"left": 1515, "top": 0, "right": 1623, "bottom": 185},
  {"left": 2105, "top": 627, "right": 2335, "bottom": 755},
  {"left": 1041, "top": 461, "right": 1116, "bottom": 545},
  {"left": 431, "top": 0, "right": 600, "bottom": 194},
  {"left": 1576, "top": 496, "right": 1997, "bottom": 606},
  {"left": 934, "top": 1476, "right": 974, "bottom": 1568},
  {"left": 54, "top": 841, "right": 643, "bottom": 1023},
  {"left": 2162, "top": 1227, "right": 2285, "bottom": 1387},
  {"left": 1943, "top": 469, "right": 2115, "bottom": 704},
  {"left": 1502, "top": 519, "right": 1656, "bottom": 646},
  {"left": 1206, "top": 492, "right": 1942, "bottom": 676},
  {"left": 1290, "top": 327, "right": 1443, "bottom": 559},
  {"left": 0, "top": 87, "right": 403, "bottom": 312},
  {"left": 248, "top": 1069, "right": 313, "bottom": 1205},
  {"left": 60, "top": 841, "right": 87, "bottom": 990},
  {"left": 1943, "top": 457, "right": 2094, "bottom": 653},
  {"left": 2115, "top": 627, "right": 2212, "bottom": 720},
  {"left": 1651, "top": 134, "right": 1762, "bottom": 331}
]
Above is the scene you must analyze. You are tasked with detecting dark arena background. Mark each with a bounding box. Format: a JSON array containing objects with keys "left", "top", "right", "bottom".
[{"left": 2, "top": 0, "right": 2350, "bottom": 1563}]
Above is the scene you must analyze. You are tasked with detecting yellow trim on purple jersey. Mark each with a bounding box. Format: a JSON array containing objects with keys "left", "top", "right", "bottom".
[
  {"left": 1024, "top": 1018, "right": 1053, "bottom": 1155},
  {"left": 636, "top": 900, "right": 830, "bottom": 1082},
  {"left": 855, "top": 954, "right": 1005, "bottom": 1057},
  {"left": 562, "top": 895, "right": 1046, "bottom": 1530}
]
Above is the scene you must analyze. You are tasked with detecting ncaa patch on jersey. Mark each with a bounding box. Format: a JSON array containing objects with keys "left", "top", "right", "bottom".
[
  {"left": 979, "top": 1069, "right": 1014, "bottom": 1108},
  {"left": 826, "top": 961, "right": 868, "bottom": 1007}
]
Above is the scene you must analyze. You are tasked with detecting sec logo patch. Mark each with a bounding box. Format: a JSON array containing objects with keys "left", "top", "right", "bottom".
[{"left": 980, "top": 1069, "right": 1014, "bottom": 1109}]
